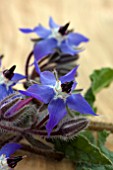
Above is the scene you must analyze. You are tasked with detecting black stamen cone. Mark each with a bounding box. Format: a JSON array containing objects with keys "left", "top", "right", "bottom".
[
  {"left": 3, "top": 65, "right": 16, "bottom": 80},
  {"left": 9, "top": 65, "right": 16, "bottom": 73},
  {"left": 0, "top": 54, "right": 4, "bottom": 60},
  {"left": 61, "top": 81, "right": 73, "bottom": 93},
  {"left": 59, "top": 22, "right": 70, "bottom": 35},
  {"left": 7, "top": 156, "right": 23, "bottom": 168}
]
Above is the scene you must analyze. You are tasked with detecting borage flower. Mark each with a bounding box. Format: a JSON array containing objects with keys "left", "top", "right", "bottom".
[
  {"left": 20, "top": 17, "right": 89, "bottom": 61},
  {"left": 0, "top": 143, "right": 24, "bottom": 169},
  {"left": 19, "top": 62, "right": 96, "bottom": 136},
  {"left": 0, "top": 65, "right": 26, "bottom": 100}
]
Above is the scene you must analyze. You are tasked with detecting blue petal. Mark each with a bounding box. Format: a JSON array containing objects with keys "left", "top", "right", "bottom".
[
  {"left": 20, "top": 25, "right": 51, "bottom": 38},
  {"left": 0, "top": 84, "right": 9, "bottom": 100},
  {"left": 66, "top": 94, "right": 96, "bottom": 115},
  {"left": 59, "top": 66, "right": 78, "bottom": 83},
  {"left": 34, "top": 61, "right": 56, "bottom": 85},
  {"left": 60, "top": 40, "right": 82, "bottom": 55},
  {"left": 34, "top": 38, "right": 57, "bottom": 61},
  {"left": 19, "top": 84, "right": 55, "bottom": 104},
  {"left": 0, "top": 57, "right": 2, "bottom": 67},
  {"left": 68, "top": 33, "right": 89, "bottom": 46},
  {"left": 0, "top": 143, "right": 21, "bottom": 157},
  {"left": 40, "top": 71, "right": 56, "bottom": 86},
  {"left": 33, "top": 25, "right": 51, "bottom": 38},
  {"left": 12, "top": 73, "right": 26, "bottom": 83},
  {"left": 46, "top": 98, "right": 67, "bottom": 136},
  {"left": 0, "top": 84, "right": 13, "bottom": 100},
  {"left": 49, "top": 17, "right": 59, "bottom": 28},
  {"left": 71, "top": 82, "right": 77, "bottom": 91},
  {"left": 19, "top": 28, "right": 34, "bottom": 33},
  {"left": 34, "top": 60, "right": 41, "bottom": 75}
]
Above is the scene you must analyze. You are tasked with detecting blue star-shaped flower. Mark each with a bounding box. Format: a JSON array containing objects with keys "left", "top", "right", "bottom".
[
  {"left": 20, "top": 62, "right": 96, "bottom": 136},
  {"left": 0, "top": 143, "right": 23, "bottom": 169},
  {"left": 20, "top": 17, "right": 89, "bottom": 61},
  {"left": 0, "top": 65, "right": 26, "bottom": 100}
]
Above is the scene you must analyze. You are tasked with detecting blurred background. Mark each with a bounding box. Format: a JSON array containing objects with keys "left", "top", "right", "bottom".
[{"left": 0, "top": 0, "right": 113, "bottom": 169}]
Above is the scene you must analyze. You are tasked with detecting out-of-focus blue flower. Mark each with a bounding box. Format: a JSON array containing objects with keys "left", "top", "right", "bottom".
[
  {"left": 0, "top": 143, "right": 23, "bottom": 169},
  {"left": 0, "top": 65, "right": 26, "bottom": 100},
  {"left": 19, "top": 62, "right": 96, "bottom": 136},
  {"left": 20, "top": 17, "right": 89, "bottom": 61}
]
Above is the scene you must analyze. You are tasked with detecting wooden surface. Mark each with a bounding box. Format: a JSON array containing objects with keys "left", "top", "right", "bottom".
[
  {"left": 15, "top": 152, "right": 74, "bottom": 170},
  {"left": 0, "top": 0, "right": 113, "bottom": 169}
]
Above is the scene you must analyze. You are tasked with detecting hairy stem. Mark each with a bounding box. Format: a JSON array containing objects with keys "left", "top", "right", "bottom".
[
  {"left": 20, "top": 143, "right": 64, "bottom": 161},
  {"left": 36, "top": 115, "right": 49, "bottom": 129},
  {"left": 0, "top": 123, "right": 29, "bottom": 134},
  {"left": 88, "top": 121, "right": 113, "bottom": 133}
]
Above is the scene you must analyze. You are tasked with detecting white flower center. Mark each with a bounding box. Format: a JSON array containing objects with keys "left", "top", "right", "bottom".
[
  {"left": 0, "top": 72, "right": 13, "bottom": 90},
  {"left": 53, "top": 80, "right": 69, "bottom": 100},
  {"left": 0, "top": 154, "right": 10, "bottom": 170},
  {"left": 48, "top": 28, "right": 67, "bottom": 46}
]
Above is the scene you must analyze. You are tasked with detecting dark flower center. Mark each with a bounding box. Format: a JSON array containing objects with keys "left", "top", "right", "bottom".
[
  {"left": 7, "top": 156, "right": 23, "bottom": 168},
  {"left": 3, "top": 65, "right": 16, "bottom": 80},
  {"left": 61, "top": 81, "right": 73, "bottom": 93},
  {"left": 59, "top": 23, "right": 70, "bottom": 36}
]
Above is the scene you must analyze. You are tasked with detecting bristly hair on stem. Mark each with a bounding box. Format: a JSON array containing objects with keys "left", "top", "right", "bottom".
[
  {"left": 0, "top": 92, "right": 92, "bottom": 154},
  {"left": 88, "top": 121, "right": 113, "bottom": 133}
]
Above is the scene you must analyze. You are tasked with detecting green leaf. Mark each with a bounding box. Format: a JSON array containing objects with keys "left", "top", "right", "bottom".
[
  {"left": 85, "top": 88, "right": 95, "bottom": 107},
  {"left": 84, "top": 88, "right": 97, "bottom": 112},
  {"left": 76, "top": 130, "right": 113, "bottom": 169},
  {"left": 71, "top": 135, "right": 112, "bottom": 164},
  {"left": 54, "top": 134, "right": 113, "bottom": 170},
  {"left": 80, "top": 130, "right": 96, "bottom": 144},
  {"left": 97, "top": 130, "right": 113, "bottom": 163},
  {"left": 85, "top": 68, "right": 113, "bottom": 110},
  {"left": 97, "top": 130, "right": 110, "bottom": 145},
  {"left": 90, "top": 68, "right": 113, "bottom": 94}
]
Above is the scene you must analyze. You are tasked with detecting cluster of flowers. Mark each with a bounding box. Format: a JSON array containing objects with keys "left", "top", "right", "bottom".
[{"left": 0, "top": 17, "right": 96, "bottom": 169}]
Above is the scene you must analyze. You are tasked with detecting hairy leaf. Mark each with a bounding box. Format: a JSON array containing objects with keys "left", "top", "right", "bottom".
[
  {"left": 90, "top": 68, "right": 113, "bottom": 94},
  {"left": 54, "top": 134, "right": 112, "bottom": 169},
  {"left": 97, "top": 130, "right": 113, "bottom": 163},
  {"left": 85, "top": 68, "right": 113, "bottom": 110}
]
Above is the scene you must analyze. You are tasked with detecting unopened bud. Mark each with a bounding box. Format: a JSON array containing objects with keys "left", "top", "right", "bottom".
[{"left": 50, "top": 117, "right": 89, "bottom": 140}]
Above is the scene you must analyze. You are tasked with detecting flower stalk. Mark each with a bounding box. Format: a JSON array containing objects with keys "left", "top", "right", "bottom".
[{"left": 89, "top": 121, "right": 113, "bottom": 133}]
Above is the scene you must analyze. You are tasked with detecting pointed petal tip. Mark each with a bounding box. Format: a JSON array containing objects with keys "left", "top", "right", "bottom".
[
  {"left": 88, "top": 111, "right": 97, "bottom": 116},
  {"left": 46, "top": 125, "right": 51, "bottom": 138},
  {"left": 49, "top": 16, "right": 59, "bottom": 28},
  {"left": 60, "top": 65, "right": 79, "bottom": 83},
  {"left": 12, "top": 73, "right": 26, "bottom": 83},
  {"left": 67, "top": 94, "right": 97, "bottom": 116},
  {"left": 46, "top": 98, "right": 67, "bottom": 136},
  {"left": 19, "top": 28, "right": 33, "bottom": 33}
]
